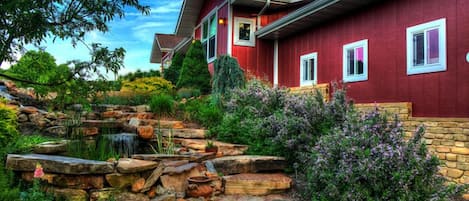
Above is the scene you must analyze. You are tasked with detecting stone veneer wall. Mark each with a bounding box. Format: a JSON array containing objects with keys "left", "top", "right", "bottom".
[
  {"left": 356, "top": 102, "right": 469, "bottom": 184},
  {"left": 290, "top": 83, "right": 330, "bottom": 101}
]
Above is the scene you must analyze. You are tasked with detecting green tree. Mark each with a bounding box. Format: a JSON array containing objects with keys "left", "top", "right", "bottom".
[
  {"left": 177, "top": 40, "right": 211, "bottom": 94},
  {"left": 164, "top": 52, "right": 184, "bottom": 85},
  {"left": 0, "top": 0, "right": 150, "bottom": 84},
  {"left": 212, "top": 55, "right": 245, "bottom": 95}
]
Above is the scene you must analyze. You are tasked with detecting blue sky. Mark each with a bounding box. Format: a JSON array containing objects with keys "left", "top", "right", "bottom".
[{"left": 4, "top": 0, "right": 182, "bottom": 78}]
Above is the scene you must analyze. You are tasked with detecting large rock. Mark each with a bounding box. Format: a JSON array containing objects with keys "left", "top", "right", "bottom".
[
  {"left": 105, "top": 173, "right": 140, "bottom": 188},
  {"left": 223, "top": 173, "right": 292, "bottom": 196},
  {"left": 114, "top": 192, "right": 150, "bottom": 201},
  {"left": 132, "top": 178, "right": 146, "bottom": 192},
  {"left": 160, "top": 163, "right": 204, "bottom": 193},
  {"left": 45, "top": 126, "right": 67, "bottom": 136},
  {"left": 117, "top": 158, "right": 159, "bottom": 173},
  {"left": 49, "top": 188, "right": 88, "bottom": 201},
  {"left": 20, "top": 106, "right": 38, "bottom": 114},
  {"left": 151, "top": 193, "right": 176, "bottom": 201},
  {"left": 173, "top": 139, "right": 248, "bottom": 156},
  {"left": 52, "top": 174, "right": 104, "bottom": 189},
  {"left": 210, "top": 155, "right": 286, "bottom": 175},
  {"left": 138, "top": 126, "right": 155, "bottom": 140},
  {"left": 29, "top": 113, "right": 48, "bottom": 127},
  {"left": 160, "top": 129, "right": 206, "bottom": 139},
  {"left": 89, "top": 188, "right": 116, "bottom": 201},
  {"left": 142, "top": 164, "right": 165, "bottom": 192},
  {"left": 140, "top": 120, "right": 184, "bottom": 129},
  {"left": 33, "top": 141, "right": 67, "bottom": 154},
  {"left": 6, "top": 154, "right": 115, "bottom": 174},
  {"left": 132, "top": 153, "right": 215, "bottom": 163}
]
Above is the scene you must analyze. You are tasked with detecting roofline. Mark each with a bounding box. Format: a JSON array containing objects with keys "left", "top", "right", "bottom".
[
  {"left": 174, "top": 37, "right": 192, "bottom": 53},
  {"left": 256, "top": 0, "right": 340, "bottom": 38},
  {"left": 174, "top": 0, "right": 187, "bottom": 35}
]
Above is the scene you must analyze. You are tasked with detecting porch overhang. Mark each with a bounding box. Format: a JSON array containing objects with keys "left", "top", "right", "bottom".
[{"left": 256, "top": 0, "right": 381, "bottom": 40}]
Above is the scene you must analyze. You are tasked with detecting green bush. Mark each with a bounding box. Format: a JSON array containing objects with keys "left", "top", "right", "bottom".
[
  {"left": 149, "top": 94, "right": 175, "bottom": 116},
  {"left": 306, "top": 109, "right": 466, "bottom": 200},
  {"left": 212, "top": 55, "right": 245, "bottom": 95},
  {"left": 121, "top": 76, "right": 174, "bottom": 95},
  {"left": 176, "top": 87, "right": 201, "bottom": 100},
  {"left": 93, "top": 93, "right": 151, "bottom": 106},
  {"left": 164, "top": 52, "right": 184, "bottom": 85},
  {"left": 177, "top": 40, "right": 211, "bottom": 94},
  {"left": 176, "top": 96, "right": 222, "bottom": 129},
  {"left": 0, "top": 104, "right": 19, "bottom": 147}
]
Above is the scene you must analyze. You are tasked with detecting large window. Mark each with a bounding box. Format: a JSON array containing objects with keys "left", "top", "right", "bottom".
[
  {"left": 406, "top": 18, "right": 446, "bottom": 75},
  {"left": 202, "top": 12, "right": 217, "bottom": 62},
  {"left": 300, "top": 52, "right": 317, "bottom": 86},
  {"left": 343, "top": 39, "right": 368, "bottom": 82}
]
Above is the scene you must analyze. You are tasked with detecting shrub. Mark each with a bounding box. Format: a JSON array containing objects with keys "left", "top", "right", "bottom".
[
  {"left": 93, "top": 93, "right": 151, "bottom": 106},
  {"left": 0, "top": 103, "right": 18, "bottom": 147},
  {"left": 306, "top": 108, "right": 466, "bottom": 200},
  {"left": 177, "top": 40, "right": 211, "bottom": 94},
  {"left": 212, "top": 55, "right": 245, "bottom": 95},
  {"left": 164, "top": 52, "right": 184, "bottom": 85},
  {"left": 176, "top": 95, "right": 222, "bottom": 129},
  {"left": 177, "top": 87, "right": 201, "bottom": 100},
  {"left": 121, "top": 76, "right": 174, "bottom": 95},
  {"left": 149, "top": 94, "right": 175, "bottom": 116}
]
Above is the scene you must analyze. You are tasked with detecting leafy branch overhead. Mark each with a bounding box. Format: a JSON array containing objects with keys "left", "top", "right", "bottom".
[{"left": 0, "top": 0, "right": 150, "bottom": 84}]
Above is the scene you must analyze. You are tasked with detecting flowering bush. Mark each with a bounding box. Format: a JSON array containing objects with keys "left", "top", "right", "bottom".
[
  {"left": 306, "top": 108, "right": 466, "bottom": 200},
  {"left": 121, "top": 76, "right": 174, "bottom": 95}
]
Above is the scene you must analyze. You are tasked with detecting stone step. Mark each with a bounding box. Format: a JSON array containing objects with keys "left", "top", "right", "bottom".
[
  {"left": 210, "top": 155, "right": 286, "bottom": 175},
  {"left": 6, "top": 154, "right": 115, "bottom": 174},
  {"left": 173, "top": 139, "right": 248, "bottom": 156},
  {"left": 116, "top": 158, "right": 159, "bottom": 174},
  {"left": 140, "top": 120, "right": 184, "bottom": 129},
  {"left": 81, "top": 120, "right": 123, "bottom": 128},
  {"left": 131, "top": 153, "right": 216, "bottom": 163},
  {"left": 223, "top": 173, "right": 292, "bottom": 196},
  {"left": 158, "top": 128, "right": 206, "bottom": 139},
  {"left": 213, "top": 194, "right": 293, "bottom": 201}
]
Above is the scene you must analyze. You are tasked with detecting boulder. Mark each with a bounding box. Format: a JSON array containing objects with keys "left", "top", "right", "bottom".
[
  {"left": 20, "top": 106, "right": 38, "bottom": 114},
  {"left": 45, "top": 126, "right": 67, "bottom": 136},
  {"left": 115, "top": 192, "right": 150, "bottom": 201},
  {"left": 173, "top": 139, "right": 248, "bottom": 156},
  {"left": 29, "top": 113, "right": 48, "bottom": 127},
  {"left": 17, "top": 113, "right": 28, "bottom": 122},
  {"left": 138, "top": 126, "right": 155, "bottom": 140},
  {"left": 6, "top": 154, "right": 115, "bottom": 174},
  {"left": 223, "top": 173, "right": 292, "bottom": 196},
  {"left": 51, "top": 174, "right": 104, "bottom": 189},
  {"left": 82, "top": 120, "right": 123, "bottom": 129},
  {"left": 49, "top": 188, "right": 88, "bottom": 201},
  {"left": 132, "top": 178, "right": 146, "bottom": 192},
  {"left": 82, "top": 127, "right": 99, "bottom": 136},
  {"left": 117, "top": 158, "right": 159, "bottom": 174},
  {"left": 210, "top": 155, "right": 286, "bottom": 175},
  {"left": 33, "top": 141, "right": 67, "bottom": 154},
  {"left": 142, "top": 164, "right": 165, "bottom": 192},
  {"left": 89, "top": 188, "right": 117, "bottom": 201},
  {"left": 160, "top": 129, "right": 206, "bottom": 139},
  {"left": 129, "top": 117, "right": 142, "bottom": 127},
  {"left": 105, "top": 173, "right": 140, "bottom": 188},
  {"left": 160, "top": 163, "right": 204, "bottom": 193}
]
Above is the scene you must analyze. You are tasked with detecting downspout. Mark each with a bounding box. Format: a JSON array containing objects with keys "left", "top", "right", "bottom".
[{"left": 257, "top": 0, "right": 271, "bottom": 28}]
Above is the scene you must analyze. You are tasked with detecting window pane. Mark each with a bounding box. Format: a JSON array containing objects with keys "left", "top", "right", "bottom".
[
  {"left": 209, "top": 36, "right": 216, "bottom": 58},
  {"left": 303, "top": 60, "right": 309, "bottom": 81},
  {"left": 427, "top": 28, "right": 439, "bottom": 64},
  {"left": 413, "top": 32, "right": 424, "bottom": 66},
  {"left": 210, "top": 15, "right": 217, "bottom": 37},
  {"left": 309, "top": 58, "right": 315, "bottom": 81},
  {"left": 356, "top": 47, "right": 364, "bottom": 75},
  {"left": 202, "top": 41, "right": 208, "bottom": 58},
  {"left": 203, "top": 21, "right": 208, "bottom": 40},
  {"left": 347, "top": 49, "right": 355, "bottom": 75}
]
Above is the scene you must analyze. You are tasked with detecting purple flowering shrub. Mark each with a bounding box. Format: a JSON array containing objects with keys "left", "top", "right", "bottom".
[{"left": 307, "top": 108, "right": 465, "bottom": 200}]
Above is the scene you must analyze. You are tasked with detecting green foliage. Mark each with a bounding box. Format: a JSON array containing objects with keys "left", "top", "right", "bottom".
[
  {"left": 177, "top": 40, "right": 211, "bottom": 94},
  {"left": 121, "top": 77, "right": 174, "bottom": 95},
  {"left": 212, "top": 55, "right": 245, "bottom": 95},
  {"left": 119, "top": 69, "right": 161, "bottom": 82},
  {"left": 93, "top": 93, "right": 151, "bottom": 106},
  {"left": 149, "top": 94, "right": 175, "bottom": 116},
  {"left": 0, "top": 104, "right": 19, "bottom": 147},
  {"left": 164, "top": 52, "right": 184, "bottom": 85},
  {"left": 306, "top": 109, "right": 467, "bottom": 201},
  {"left": 176, "top": 87, "right": 201, "bottom": 99},
  {"left": 20, "top": 180, "right": 54, "bottom": 201},
  {"left": 177, "top": 96, "right": 222, "bottom": 129}
]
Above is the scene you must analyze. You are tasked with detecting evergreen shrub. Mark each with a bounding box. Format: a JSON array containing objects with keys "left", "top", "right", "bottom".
[
  {"left": 212, "top": 55, "right": 245, "bottom": 95},
  {"left": 177, "top": 40, "right": 211, "bottom": 94},
  {"left": 149, "top": 94, "right": 175, "bottom": 116},
  {"left": 164, "top": 52, "right": 184, "bottom": 85}
]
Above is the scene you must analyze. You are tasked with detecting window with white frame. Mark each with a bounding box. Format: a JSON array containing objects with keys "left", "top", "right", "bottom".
[
  {"left": 300, "top": 52, "right": 317, "bottom": 86},
  {"left": 201, "top": 12, "right": 217, "bottom": 62},
  {"left": 406, "top": 18, "right": 446, "bottom": 75},
  {"left": 343, "top": 39, "right": 368, "bottom": 82}
]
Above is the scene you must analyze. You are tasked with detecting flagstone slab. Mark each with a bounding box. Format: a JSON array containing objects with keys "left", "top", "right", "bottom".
[
  {"left": 6, "top": 154, "right": 115, "bottom": 174},
  {"left": 159, "top": 128, "right": 206, "bottom": 139},
  {"left": 210, "top": 155, "right": 286, "bottom": 175},
  {"left": 116, "top": 158, "right": 159, "bottom": 174},
  {"left": 132, "top": 153, "right": 215, "bottom": 163},
  {"left": 173, "top": 139, "right": 248, "bottom": 156},
  {"left": 223, "top": 173, "right": 292, "bottom": 196}
]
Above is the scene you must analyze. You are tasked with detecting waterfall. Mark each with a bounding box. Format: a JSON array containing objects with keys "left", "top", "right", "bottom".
[
  {"left": 0, "top": 85, "right": 15, "bottom": 100},
  {"left": 101, "top": 133, "right": 139, "bottom": 158}
]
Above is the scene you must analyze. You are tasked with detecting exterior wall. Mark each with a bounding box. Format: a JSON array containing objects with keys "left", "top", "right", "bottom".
[
  {"left": 276, "top": 0, "right": 469, "bottom": 117},
  {"left": 356, "top": 102, "right": 469, "bottom": 184}
]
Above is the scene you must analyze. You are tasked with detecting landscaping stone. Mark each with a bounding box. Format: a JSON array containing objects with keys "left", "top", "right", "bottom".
[
  {"left": 82, "top": 120, "right": 123, "bottom": 128},
  {"left": 142, "top": 164, "right": 165, "bottom": 192},
  {"left": 105, "top": 173, "right": 140, "bottom": 188},
  {"left": 138, "top": 126, "right": 155, "bottom": 140},
  {"left": 133, "top": 154, "right": 192, "bottom": 161},
  {"left": 89, "top": 188, "right": 116, "bottom": 201},
  {"left": 210, "top": 155, "right": 286, "bottom": 175},
  {"left": 132, "top": 178, "right": 146, "bottom": 192},
  {"left": 49, "top": 187, "right": 88, "bottom": 201},
  {"left": 163, "top": 163, "right": 203, "bottom": 175},
  {"left": 151, "top": 193, "right": 176, "bottom": 201},
  {"left": 223, "top": 173, "right": 292, "bottom": 196},
  {"left": 17, "top": 113, "right": 28, "bottom": 122},
  {"left": 6, "top": 154, "right": 115, "bottom": 174},
  {"left": 102, "top": 111, "right": 123, "bottom": 118},
  {"left": 129, "top": 117, "right": 142, "bottom": 127},
  {"left": 29, "top": 113, "right": 48, "bottom": 127},
  {"left": 163, "top": 160, "right": 189, "bottom": 167},
  {"left": 51, "top": 174, "right": 104, "bottom": 189},
  {"left": 160, "top": 128, "right": 206, "bottom": 139},
  {"left": 82, "top": 127, "right": 99, "bottom": 136},
  {"left": 114, "top": 192, "right": 150, "bottom": 201},
  {"left": 117, "top": 158, "right": 159, "bottom": 173},
  {"left": 20, "top": 106, "right": 38, "bottom": 114},
  {"left": 160, "top": 163, "right": 204, "bottom": 193},
  {"left": 173, "top": 139, "right": 248, "bottom": 156},
  {"left": 141, "top": 120, "right": 184, "bottom": 129},
  {"left": 33, "top": 141, "right": 67, "bottom": 154},
  {"left": 45, "top": 125, "right": 67, "bottom": 136}
]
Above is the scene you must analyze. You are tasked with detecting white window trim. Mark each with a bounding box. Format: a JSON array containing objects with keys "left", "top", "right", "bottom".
[
  {"left": 201, "top": 10, "right": 218, "bottom": 63},
  {"left": 406, "top": 18, "right": 446, "bottom": 75},
  {"left": 233, "top": 17, "right": 256, "bottom": 47},
  {"left": 300, "top": 52, "right": 318, "bottom": 86},
  {"left": 342, "top": 39, "right": 368, "bottom": 83}
]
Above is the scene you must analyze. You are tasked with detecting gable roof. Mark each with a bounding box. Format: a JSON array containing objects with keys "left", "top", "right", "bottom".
[
  {"left": 150, "top": 34, "right": 186, "bottom": 63},
  {"left": 256, "top": 0, "right": 381, "bottom": 39}
]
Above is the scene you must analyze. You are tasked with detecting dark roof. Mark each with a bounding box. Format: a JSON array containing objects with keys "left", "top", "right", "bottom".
[
  {"left": 256, "top": 0, "right": 382, "bottom": 39},
  {"left": 150, "top": 34, "right": 187, "bottom": 63}
]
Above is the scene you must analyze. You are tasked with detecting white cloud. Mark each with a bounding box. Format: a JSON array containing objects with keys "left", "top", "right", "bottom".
[
  {"left": 150, "top": 1, "right": 181, "bottom": 14},
  {"left": 132, "top": 22, "right": 170, "bottom": 31}
]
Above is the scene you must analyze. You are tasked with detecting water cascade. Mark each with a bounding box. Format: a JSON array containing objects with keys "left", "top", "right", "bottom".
[{"left": 101, "top": 133, "right": 139, "bottom": 158}]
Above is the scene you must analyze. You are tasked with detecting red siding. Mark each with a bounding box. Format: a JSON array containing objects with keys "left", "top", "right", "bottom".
[
  {"left": 217, "top": 4, "right": 228, "bottom": 56},
  {"left": 277, "top": 0, "right": 469, "bottom": 117}
]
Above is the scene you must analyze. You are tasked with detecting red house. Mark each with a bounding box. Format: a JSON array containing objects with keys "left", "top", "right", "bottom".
[{"left": 150, "top": 0, "right": 469, "bottom": 119}]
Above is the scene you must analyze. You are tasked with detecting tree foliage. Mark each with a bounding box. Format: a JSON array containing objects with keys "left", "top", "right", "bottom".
[
  {"left": 212, "top": 55, "right": 245, "bottom": 95},
  {"left": 164, "top": 52, "right": 184, "bottom": 85},
  {"left": 119, "top": 69, "right": 161, "bottom": 82},
  {"left": 0, "top": 0, "right": 150, "bottom": 83},
  {"left": 177, "top": 40, "right": 211, "bottom": 94}
]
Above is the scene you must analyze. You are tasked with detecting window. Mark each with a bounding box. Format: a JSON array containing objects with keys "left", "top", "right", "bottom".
[
  {"left": 343, "top": 39, "right": 368, "bottom": 82},
  {"left": 234, "top": 17, "right": 256, "bottom": 47},
  {"left": 201, "top": 12, "right": 217, "bottom": 62},
  {"left": 300, "top": 52, "right": 317, "bottom": 86},
  {"left": 406, "top": 18, "right": 446, "bottom": 75}
]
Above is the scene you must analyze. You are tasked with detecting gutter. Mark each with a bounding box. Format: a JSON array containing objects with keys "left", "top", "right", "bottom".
[
  {"left": 256, "top": 0, "right": 339, "bottom": 38},
  {"left": 257, "top": 0, "right": 271, "bottom": 28}
]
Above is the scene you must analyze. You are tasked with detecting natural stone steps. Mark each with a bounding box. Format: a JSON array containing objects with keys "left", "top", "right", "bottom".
[
  {"left": 172, "top": 138, "right": 248, "bottom": 156},
  {"left": 81, "top": 120, "right": 123, "bottom": 129},
  {"left": 223, "top": 173, "right": 292, "bottom": 196},
  {"left": 210, "top": 155, "right": 287, "bottom": 175},
  {"left": 140, "top": 120, "right": 184, "bottom": 129},
  {"left": 158, "top": 128, "right": 206, "bottom": 139},
  {"left": 6, "top": 154, "right": 115, "bottom": 174},
  {"left": 132, "top": 153, "right": 216, "bottom": 163}
]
